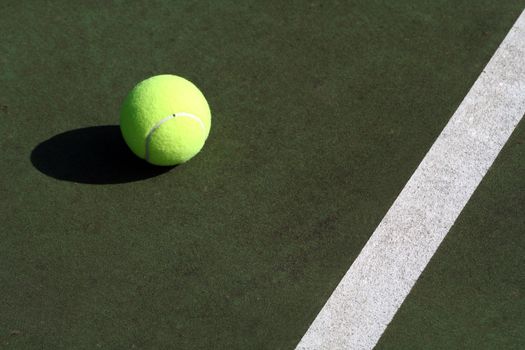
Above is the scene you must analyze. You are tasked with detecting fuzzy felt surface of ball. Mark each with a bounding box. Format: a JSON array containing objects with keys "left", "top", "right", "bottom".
[{"left": 120, "top": 74, "right": 211, "bottom": 166}]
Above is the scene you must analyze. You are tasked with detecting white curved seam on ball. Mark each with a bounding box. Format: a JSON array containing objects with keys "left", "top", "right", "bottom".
[
  {"left": 144, "top": 112, "right": 205, "bottom": 162},
  {"left": 173, "top": 112, "right": 206, "bottom": 132}
]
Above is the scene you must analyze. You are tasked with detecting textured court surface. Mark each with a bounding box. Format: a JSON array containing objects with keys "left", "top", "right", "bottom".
[{"left": 1, "top": 1, "right": 524, "bottom": 349}]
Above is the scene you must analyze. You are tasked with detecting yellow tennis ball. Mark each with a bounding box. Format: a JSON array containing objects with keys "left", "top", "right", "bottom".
[{"left": 120, "top": 74, "right": 211, "bottom": 166}]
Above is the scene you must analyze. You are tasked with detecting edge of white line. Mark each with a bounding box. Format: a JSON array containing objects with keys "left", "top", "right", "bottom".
[{"left": 296, "top": 10, "right": 525, "bottom": 350}]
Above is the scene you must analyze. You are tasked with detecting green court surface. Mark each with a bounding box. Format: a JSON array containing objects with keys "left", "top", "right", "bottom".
[
  {"left": 375, "top": 119, "right": 525, "bottom": 349},
  {"left": 0, "top": 1, "right": 524, "bottom": 349}
]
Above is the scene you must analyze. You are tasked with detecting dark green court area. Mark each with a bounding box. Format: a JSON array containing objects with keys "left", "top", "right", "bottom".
[{"left": 1, "top": 1, "right": 523, "bottom": 349}]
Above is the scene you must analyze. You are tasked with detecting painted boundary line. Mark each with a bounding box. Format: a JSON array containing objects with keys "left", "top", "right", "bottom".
[{"left": 296, "top": 10, "right": 525, "bottom": 350}]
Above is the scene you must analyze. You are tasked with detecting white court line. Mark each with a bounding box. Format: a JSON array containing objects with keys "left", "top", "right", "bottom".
[{"left": 296, "top": 10, "right": 525, "bottom": 350}]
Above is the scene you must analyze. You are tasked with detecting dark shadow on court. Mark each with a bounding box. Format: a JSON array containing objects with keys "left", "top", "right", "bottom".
[{"left": 31, "top": 125, "right": 174, "bottom": 184}]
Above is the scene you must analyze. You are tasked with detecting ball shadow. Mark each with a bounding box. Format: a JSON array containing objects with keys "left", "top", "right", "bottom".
[{"left": 31, "top": 125, "right": 174, "bottom": 184}]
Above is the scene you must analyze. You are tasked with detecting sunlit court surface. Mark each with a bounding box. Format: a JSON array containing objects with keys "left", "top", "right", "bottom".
[{"left": 1, "top": 2, "right": 524, "bottom": 349}]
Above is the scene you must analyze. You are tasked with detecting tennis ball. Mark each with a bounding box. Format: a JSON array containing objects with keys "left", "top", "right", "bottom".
[{"left": 120, "top": 74, "right": 211, "bottom": 166}]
